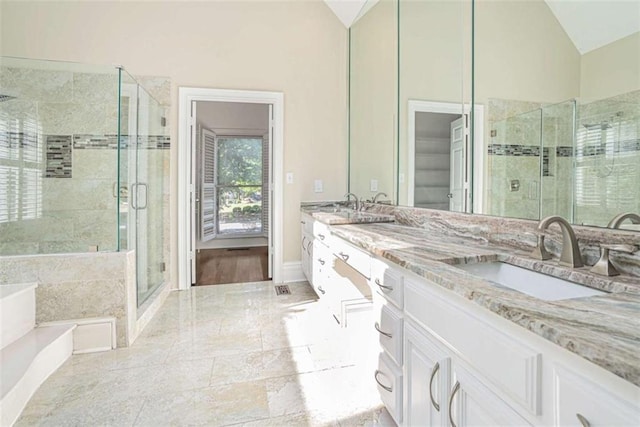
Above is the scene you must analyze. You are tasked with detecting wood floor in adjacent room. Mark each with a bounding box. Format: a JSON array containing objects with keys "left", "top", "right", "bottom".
[{"left": 196, "top": 246, "right": 269, "bottom": 286}]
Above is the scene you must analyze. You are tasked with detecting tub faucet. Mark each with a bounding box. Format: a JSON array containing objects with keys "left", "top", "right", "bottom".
[
  {"left": 531, "top": 215, "right": 583, "bottom": 268},
  {"left": 607, "top": 212, "right": 640, "bottom": 229},
  {"left": 344, "top": 192, "right": 360, "bottom": 211}
]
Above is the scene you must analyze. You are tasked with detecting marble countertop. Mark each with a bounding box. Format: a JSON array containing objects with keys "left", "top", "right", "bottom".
[
  {"left": 312, "top": 218, "right": 640, "bottom": 387},
  {"left": 301, "top": 202, "right": 395, "bottom": 225}
]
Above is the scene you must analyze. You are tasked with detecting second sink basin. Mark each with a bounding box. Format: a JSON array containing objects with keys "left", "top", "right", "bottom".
[{"left": 456, "top": 262, "right": 607, "bottom": 301}]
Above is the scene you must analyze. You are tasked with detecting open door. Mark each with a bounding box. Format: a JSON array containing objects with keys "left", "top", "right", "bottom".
[
  {"left": 267, "top": 105, "right": 274, "bottom": 279},
  {"left": 190, "top": 101, "right": 197, "bottom": 284},
  {"left": 449, "top": 117, "right": 465, "bottom": 212}
]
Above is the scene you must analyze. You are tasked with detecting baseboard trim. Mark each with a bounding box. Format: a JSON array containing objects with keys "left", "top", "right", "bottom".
[{"left": 282, "top": 261, "right": 305, "bottom": 283}]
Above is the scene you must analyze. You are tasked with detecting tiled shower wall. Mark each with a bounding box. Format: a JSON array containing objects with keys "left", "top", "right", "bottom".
[
  {"left": 485, "top": 95, "right": 639, "bottom": 227},
  {"left": 574, "top": 90, "right": 640, "bottom": 227},
  {"left": 0, "top": 65, "right": 171, "bottom": 256}
]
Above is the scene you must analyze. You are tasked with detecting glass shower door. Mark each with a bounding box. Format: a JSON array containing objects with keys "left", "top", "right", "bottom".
[{"left": 119, "top": 71, "right": 166, "bottom": 308}]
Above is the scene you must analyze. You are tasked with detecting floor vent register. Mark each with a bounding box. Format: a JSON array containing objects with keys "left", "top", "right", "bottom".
[{"left": 274, "top": 285, "right": 291, "bottom": 296}]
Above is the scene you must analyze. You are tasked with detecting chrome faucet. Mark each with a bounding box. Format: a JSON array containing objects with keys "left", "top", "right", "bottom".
[
  {"left": 344, "top": 192, "right": 360, "bottom": 211},
  {"left": 607, "top": 212, "right": 640, "bottom": 229},
  {"left": 531, "top": 215, "right": 584, "bottom": 268},
  {"left": 372, "top": 192, "right": 388, "bottom": 203}
]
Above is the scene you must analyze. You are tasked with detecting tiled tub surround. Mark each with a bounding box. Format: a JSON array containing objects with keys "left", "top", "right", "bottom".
[
  {"left": 0, "top": 251, "right": 170, "bottom": 348},
  {"left": 304, "top": 203, "right": 640, "bottom": 386}
]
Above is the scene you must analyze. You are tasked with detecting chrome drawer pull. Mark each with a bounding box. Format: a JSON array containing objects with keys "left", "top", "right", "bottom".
[
  {"left": 375, "top": 278, "right": 393, "bottom": 291},
  {"left": 429, "top": 362, "right": 441, "bottom": 412},
  {"left": 449, "top": 381, "right": 460, "bottom": 427},
  {"left": 318, "top": 233, "right": 325, "bottom": 240},
  {"left": 317, "top": 286, "right": 325, "bottom": 295},
  {"left": 374, "top": 322, "right": 392, "bottom": 338},
  {"left": 339, "top": 251, "right": 349, "bottom": 261},
  {"left": 318, "top": 258, "right": 325, "bottom": 265},
  {"left": 374, "top": 370, "right": 392, "bottom": 393},
  {"left": 576, "top": 414, "right": 590, "bottom": 427}
]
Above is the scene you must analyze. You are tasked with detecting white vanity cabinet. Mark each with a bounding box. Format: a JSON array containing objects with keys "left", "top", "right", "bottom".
[
  {"left": 404, "top": 322, "right": 451, "bottom": 426},
  {"left": 299, "top": 213, "right": 640, "bottom": 426}
]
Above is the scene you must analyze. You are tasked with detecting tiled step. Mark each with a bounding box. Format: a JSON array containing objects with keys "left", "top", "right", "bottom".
[
  {"left": 0, "top": 283, "right": 38, "bottom": 350},
  {"left": 0, "top": 324, "right": 74, "bottom": 426}
]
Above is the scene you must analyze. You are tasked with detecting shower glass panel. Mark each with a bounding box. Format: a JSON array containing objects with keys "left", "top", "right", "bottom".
[
  {"left": 119, "top": 70, "right": 167, "bottom": 307},
  {"left": 540, "top": 100, "right": 575, "bottom": 220},
  {"left": 486, "top": 108, "right": 542, "bottom": 220},
  {"left": 574, "top": 96, "right": 640, "bottom": 227},
  {"left": 0, "top": 57, "right": 121, "bottom": 255}
]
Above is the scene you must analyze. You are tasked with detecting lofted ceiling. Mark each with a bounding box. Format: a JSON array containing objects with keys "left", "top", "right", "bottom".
[{"left": 323, "top": 0, "right": 640, "bottom": 54}]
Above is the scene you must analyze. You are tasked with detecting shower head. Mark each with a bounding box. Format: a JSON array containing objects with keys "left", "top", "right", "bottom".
[{"left": 0, "top": 94, "right": 17, "bottom": 102}]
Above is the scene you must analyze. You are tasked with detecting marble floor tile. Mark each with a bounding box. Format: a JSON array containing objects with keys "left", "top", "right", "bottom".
[
  {"left": 134, "top": 381, "right": 270, "bottom": 426},
  {"left": 16, "top": 281, "right": 389, "bottom": 427}
]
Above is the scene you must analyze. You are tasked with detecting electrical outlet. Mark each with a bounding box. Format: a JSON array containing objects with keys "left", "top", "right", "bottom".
[
  {"left": 286, "top": 172, "right": 294, "bottom": 184},
  {"left": 314, "top": 179, "right": 323, "bottom": 193},
  {"left": 370, "top": 179, "right": 378, "bottom": 192}
]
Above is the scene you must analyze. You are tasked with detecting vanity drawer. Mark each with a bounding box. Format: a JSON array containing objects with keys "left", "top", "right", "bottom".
[
  {"left": 300, "top": 213, "right": 314, "bottom": 235},
  {"left": 370, "top": 258, "right": 404, "bottom": 309},
  {"left": 312, "top": 220, "right": 331, "bottom": 244},
  {"left": 375, "top": 351, "right": 403, "bottom": 425},
  {"left": 374, "top": 301, "right": 403, "bottom": 365},
  {"left": 331, "top": 237, "right": 371, "bottom": 279},
  {"left": 404, "top": 276, "right": 542, "bottom": 416}
]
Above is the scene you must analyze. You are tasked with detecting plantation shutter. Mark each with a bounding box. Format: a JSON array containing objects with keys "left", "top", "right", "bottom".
[{"left": 201, "top": 129, "right": 217, "bottom": 241}]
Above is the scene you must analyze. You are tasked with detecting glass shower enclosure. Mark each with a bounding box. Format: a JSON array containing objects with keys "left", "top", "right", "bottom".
[{"left": 0, "top": 56, "right": 167, "bottom": 307}]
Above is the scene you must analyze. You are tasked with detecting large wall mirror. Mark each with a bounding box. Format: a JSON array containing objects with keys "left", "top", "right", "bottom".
[{"left": 348, "top": 0, "right": 640, "bottom": 230}]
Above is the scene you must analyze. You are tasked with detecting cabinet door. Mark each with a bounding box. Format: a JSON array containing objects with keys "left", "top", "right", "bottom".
[
  {"left": 404, "top": 322, "right": 451, "bottom": 427},
  {"left": 554, "top": 365, "right": 640, "bottom": 427},
  {"left": 450, "top": 363, "right": 531, "bottom": 427}
]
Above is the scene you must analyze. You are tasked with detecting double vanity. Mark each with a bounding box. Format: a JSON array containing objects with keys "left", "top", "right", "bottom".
[{"left": 301, "top": 202, "right": 640, "bottom": 426}]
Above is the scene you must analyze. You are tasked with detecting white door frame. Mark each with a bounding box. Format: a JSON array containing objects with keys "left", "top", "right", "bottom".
[
  {"left": 178, "top": 87, "right": 284, "bottom": 290},
  {"left": 407, "top": 100, "right": 485, "bottom": 212}
]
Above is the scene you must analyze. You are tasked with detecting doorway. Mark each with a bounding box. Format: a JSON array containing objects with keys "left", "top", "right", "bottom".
[
  {"left": 194, "top": 101, "right": 271, "bottom": 286},
  {"left": 178, "top": 88, "right": 284, "bottom": 290},
  {"left": 407, "top": 100, "right": 485, "bottom": 213}
]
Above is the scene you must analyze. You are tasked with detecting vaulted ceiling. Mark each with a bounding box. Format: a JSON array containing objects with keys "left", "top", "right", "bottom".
[{"left": 322, "top": 0, "right": 640, "bottom": 54}]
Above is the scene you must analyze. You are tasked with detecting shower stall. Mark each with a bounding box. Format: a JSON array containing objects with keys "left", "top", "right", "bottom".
[
  {"left": 485, "top": 92, "right": 640, "bottom": 227},
  {"left": 0, "top": 56, "right": 168, "bottom": 308}
]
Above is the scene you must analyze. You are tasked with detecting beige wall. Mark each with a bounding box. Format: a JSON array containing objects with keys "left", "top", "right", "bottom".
[
  {"left": 1, "top": 1, "right": 349, "bottom": 285},
  {"left": 475, "top": 0, "right": 581, "bottom": 104},
  {"left": 580, "top": 31, "right": 640, "bottom": 102}
]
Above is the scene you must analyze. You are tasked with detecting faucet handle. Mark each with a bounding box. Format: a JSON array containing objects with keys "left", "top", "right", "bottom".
[
  {"left": 590, "top": 244, "right": 638, "bottom": 277},
  {"left": 530, "top": 234, "right": 552, "bottom": 261}
]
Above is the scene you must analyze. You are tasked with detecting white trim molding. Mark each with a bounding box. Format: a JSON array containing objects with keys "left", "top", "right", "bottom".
[
  {"left": 407, "top": 100, "right": 484, "bottom": 212},
  {"left": 178, "top": 87, "right": 284, "bottom": 290},
  {"left": 282, "top": 261, "right": 305, "bottom": 283}
]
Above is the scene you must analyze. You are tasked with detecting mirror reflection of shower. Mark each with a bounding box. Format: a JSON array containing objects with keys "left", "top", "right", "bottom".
[{"left": 580, "top": 111, "right": 623, "bottom": 178}]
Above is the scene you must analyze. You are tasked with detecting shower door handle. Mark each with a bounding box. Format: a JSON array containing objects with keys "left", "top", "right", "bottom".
[{"left": 131, "top": 183, "right": 148, "bottom": 210}]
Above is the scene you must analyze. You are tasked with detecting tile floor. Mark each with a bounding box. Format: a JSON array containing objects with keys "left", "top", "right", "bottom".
[{"left": 16, "top": 281, "right": 395, "bottom": 426}]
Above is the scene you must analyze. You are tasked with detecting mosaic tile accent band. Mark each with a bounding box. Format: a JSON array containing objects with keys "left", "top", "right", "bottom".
[
  {"left": 576, "top": 139, "right": 640, "bottom": 156},
  {"left": 73, "top": 134, "right": 171, "bottom": 150},
  {"left": 488, "top": 144, "right": 575, "bottom": 157},
  {"left": 45, "top": 135, "right": 72, "bottom": 178}
]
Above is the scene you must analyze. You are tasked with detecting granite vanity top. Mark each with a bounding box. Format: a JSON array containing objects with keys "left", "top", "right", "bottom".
[
  {"left": 307, "top": 215, "right": 640, "bottom": 387},
  {"left": 301, "top": 202, "right": 395, "bottom": 225}
]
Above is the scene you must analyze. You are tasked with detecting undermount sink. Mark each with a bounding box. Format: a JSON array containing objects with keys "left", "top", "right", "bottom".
[{"left": 456, "top": 262, "right": 607, "bottom": 301}]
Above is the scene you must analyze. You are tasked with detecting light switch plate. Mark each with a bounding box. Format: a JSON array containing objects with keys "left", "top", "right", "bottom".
[
  {"left": 370, "top": 179, "right": 378, "bottom": 192},
  {"left": 314, "top": 179, "right": 323, "bottom": 193},
  {"left": 286, "top": 172, "right": 294, "bottom": 184},
  {"left": 399, "top": 173, "right": 405, "bottom": 183}
]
